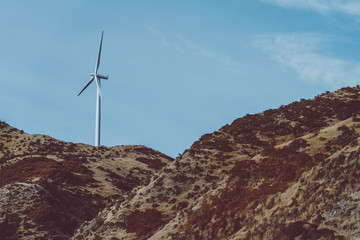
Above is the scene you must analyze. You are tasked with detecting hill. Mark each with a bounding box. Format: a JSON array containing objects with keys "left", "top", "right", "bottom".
[
  {"left": 72, "top": 86, "right": 360, "bottom": 240},
  {"left": 0, "top": 122, "right": 173, "bottom": 239},
  {"left": 2, "top": 86, "right": 360, "bottom": 239}
]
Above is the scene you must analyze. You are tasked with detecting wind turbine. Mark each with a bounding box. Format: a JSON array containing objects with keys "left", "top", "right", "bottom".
[{"left": 78, "top": 31, "right": 109, "bottom": 147}]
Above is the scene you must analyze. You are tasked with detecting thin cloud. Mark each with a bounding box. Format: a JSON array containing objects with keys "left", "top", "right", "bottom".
[
  {"left": 261, "top": 0, "right": 360, "bottom": 16},
  {"left": 147, "top": 27, "right": 183, "bottom": 51},
  {"left": 253, "top": 33, "right": 360, "bottom": 88},
  {"left": 148, "top": 27, "right": 242, "bottom": 73}
]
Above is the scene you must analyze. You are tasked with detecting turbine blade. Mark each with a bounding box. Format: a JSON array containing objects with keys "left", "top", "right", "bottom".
[
  {"left": 95, "top": 78, "right": 102, "bottom": 99},
  {"left": 78, "top": 76, "right": 95, "bottom": 96},
  {"left": 94, "top": 31, "right": 104, "bottom": 74}
]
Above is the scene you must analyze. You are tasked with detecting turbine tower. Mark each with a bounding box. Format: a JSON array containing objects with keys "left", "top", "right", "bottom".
[{"left": 78, "top": 31, "right": 109, "bottom": 147}]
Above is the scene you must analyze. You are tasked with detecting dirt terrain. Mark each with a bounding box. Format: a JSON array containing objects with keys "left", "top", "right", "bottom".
[{"left": 2, "top": 86, "right": 360, "bottom": 239}]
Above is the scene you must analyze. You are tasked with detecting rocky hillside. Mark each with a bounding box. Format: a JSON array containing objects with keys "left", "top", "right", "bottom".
[
  {"left": 71, "top": 86, "right": 360, "bottom": 240},
  {"left": 2, "top": 86, "right": 360, "bottom": 239},
  {"left": 0, "top": 122, "right": 173, "bottom": 240}
]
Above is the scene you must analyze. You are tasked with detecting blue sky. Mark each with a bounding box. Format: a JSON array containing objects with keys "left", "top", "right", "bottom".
[{"left": 1, "top": 0, "right": 360, "bottom": 157}]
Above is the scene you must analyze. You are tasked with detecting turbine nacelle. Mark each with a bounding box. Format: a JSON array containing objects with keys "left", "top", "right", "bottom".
[{"left": 90, "top": 73, "right": 109, "bottom": 79}]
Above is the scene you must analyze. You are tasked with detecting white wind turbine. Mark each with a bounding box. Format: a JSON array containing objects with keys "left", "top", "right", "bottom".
[{"left": 78, "top": 31, "right": 109, "bottom": 147}]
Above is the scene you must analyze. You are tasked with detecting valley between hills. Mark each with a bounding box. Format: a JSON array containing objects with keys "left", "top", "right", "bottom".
[{"left": 2, "top": 86, "right": 360, "bottom": 239}]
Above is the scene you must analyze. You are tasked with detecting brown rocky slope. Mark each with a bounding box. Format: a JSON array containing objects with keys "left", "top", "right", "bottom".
[
  {"left": 71, "top": 86, "right": 360, "bottom": 240},
  {"left": 0, "top": 122, "right": 173, "bottom": 240},
  {"left": 3, "top": 86, "right": 360, "bottom": 239}
]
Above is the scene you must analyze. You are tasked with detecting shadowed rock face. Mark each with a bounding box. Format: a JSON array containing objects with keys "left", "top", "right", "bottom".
[{"left": 3, "top": 86, "right": 360, "bottom": 240}]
